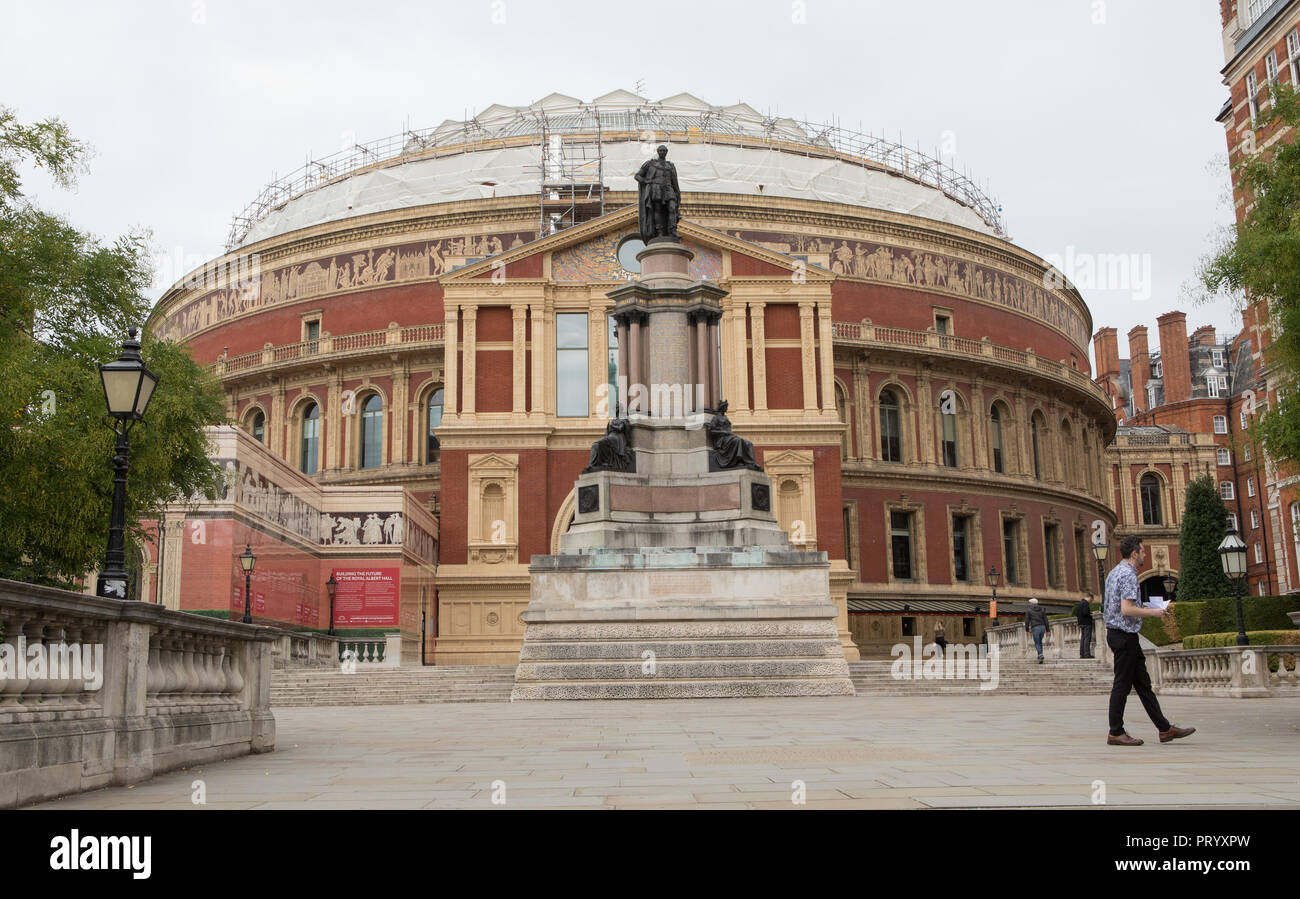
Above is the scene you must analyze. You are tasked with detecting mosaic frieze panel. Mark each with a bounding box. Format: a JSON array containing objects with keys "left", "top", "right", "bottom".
[
  {"left": 551, "top": 233, "right": 722, "bottom": 282},
  {"left": 158, "top": 230, "right": 536, "bottom": 342},
  {"left": 725, "top": 229, "right": 1088, "bottom": 349}
]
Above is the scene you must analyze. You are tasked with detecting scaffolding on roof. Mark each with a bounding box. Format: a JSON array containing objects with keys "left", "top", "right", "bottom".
[
  {"left": 224, "top": 94, "right": 1007, "bottom": 250},
  {"left": 535, "top": 111, "right": 605, "bottom": 237}
]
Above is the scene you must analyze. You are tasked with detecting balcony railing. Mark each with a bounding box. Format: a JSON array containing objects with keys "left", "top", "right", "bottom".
[
  {"left": 833, "top": 320, "right": 1109, "bottom": 407},
  {"left": 216, "top": 322, "right": 445, "bottom": 378}
]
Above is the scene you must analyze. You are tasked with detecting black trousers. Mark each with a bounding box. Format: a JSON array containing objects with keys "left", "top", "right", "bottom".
[
  {"left": 1107, "top": 628, "right": 1170, "bottom": 736},
  {"left": 1079, "top": 622, "right": 1094, "bottom": 658}
]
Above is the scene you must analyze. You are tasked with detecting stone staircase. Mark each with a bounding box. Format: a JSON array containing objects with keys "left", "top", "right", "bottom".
[
  {"left": 511, "top": 618, "right": 856, "bottom": 700},
  {"left": 270, "top": 665, "right": 516, "bottom": 706},
  {"left": 848, "top": 657, "right": 1114, "bottom": 696}
]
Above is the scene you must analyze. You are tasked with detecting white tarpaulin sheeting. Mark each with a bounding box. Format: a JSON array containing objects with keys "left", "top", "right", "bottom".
[{"left": 240, "top": 140, "right": 995, "bottom": 246}]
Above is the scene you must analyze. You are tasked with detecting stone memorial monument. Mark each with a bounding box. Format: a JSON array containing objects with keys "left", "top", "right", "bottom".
[{"left": 511, "top": 147, "right": 853, "bottom": 699}]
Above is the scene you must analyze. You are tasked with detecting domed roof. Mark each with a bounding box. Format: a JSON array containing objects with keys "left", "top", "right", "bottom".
[{"left": 229, "top": 91, "right": 1005, "bottom": 248}]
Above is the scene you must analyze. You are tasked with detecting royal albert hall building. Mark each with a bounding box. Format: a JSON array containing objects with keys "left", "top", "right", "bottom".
[{"left": 147, "top": 90, "right": 1117, "bottom": 663}]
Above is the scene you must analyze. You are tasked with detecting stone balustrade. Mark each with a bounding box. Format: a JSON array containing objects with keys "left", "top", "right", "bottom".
[
  {"left": 987, "top": 614, "right": 1117, "bottom": 668},
  {"left": 0, "top": 578, "right": 276, "bottom": 808},
  {"left": 1154, "top": 645, "right": 1300, "bottom": 698},
  {"left": 269, "top": 629, "right": 341, "bottom": 669},
  {"left": 338, "top": 633, "right": 402, "bottom": 669}
]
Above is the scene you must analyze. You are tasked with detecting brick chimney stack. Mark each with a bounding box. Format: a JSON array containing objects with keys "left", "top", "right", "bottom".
[
  {"left": 1093, "top": 327, "right": 1120, "bottom": 380},
  {"left": 1128, "top": 325, "right": 1150, "bottom": 413},
  {"left": 1157, "top": 311, "right": 1192, "bottom": 404},
  {"left": 1191, "top": 325, "right": 1218, "bottom": 347}
]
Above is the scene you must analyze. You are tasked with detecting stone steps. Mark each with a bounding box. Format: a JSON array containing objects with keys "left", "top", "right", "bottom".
[
  {"left": 270, "top": 666, "right": 516, "bottom": 706},
  {"left": 510, "top": 616, "right": 856, "bottom": 700},
  {"left": 846, "top": 659, "right": 1113, "bottom": 695}
]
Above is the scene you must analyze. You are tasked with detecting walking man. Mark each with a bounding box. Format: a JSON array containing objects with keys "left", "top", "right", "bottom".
[
  {"left": 1104, "top": 535, "right": 1195, "bottom": 746},
  {"left": 1074, "top": 591, "right": 1095, "bottom": 659},
  {"left": 1024, "top": 598, "right": 1050, "bottom": 663}
]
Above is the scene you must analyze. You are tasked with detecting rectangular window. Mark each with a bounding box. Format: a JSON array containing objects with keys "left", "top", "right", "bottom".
[
  {"left": 1002, "top": 519, "right": 1019, "bottom": 586},
  {"left": 1247, "top": 477, "right": 1256, "bottom": 497},
  {"left": 952, "top": 515, "right": 969, "bottom": 582},
  {"left": 304, "top": 319, "right": 321, "bottom": 354},
  {"left": 1267, "top": 51, "right": 1279, "bottom": 86},
  {"left": 1289, "top": 30, "right": 1300, "bottom": 84},
  {"left": 901, "top": 616, "right": 916, "bottom": 637},
  {"left": 934, "top": 314, "right": 950, "bottom": 335},
  {"left": 1245, "top": 445, "right": 1253, "bottom": 461},
  {"left": 1207, "top": 375, "right": 1221, "bottom": 398},
  {"left": 1217, "top": 448, "right": 1231, "bottom": 466},
  {"left": 556, "top": 313, "right": 589, "bottom": 417},
  {"left": 1221, "top": 481, "right": 1235, "bottom": 501},
  {"left": 1255, "top": 543, "right": 1264, "bottom": 564},
  {"left": 1044, "top": 523, "right": 1062, "bottom": 588},
  {"left": 1247, "top": 70, "right": 1259, "bottom": 125},
  {"left": 1251, "top": 509, "right": 1260, "bottom": 530},
  {"left": 1212, "top": 348, "right": 1225, "bottom": 368},
  {"left": 962, "top": 617, "right": 974, "bottom": 637},
  {"left": 1153, "top": 360, "right": 1163, "bottom": 378},
  {"left": 1214, "top": 415, "right": 1228, "bottom": 434},
  {"left": 1228, "top": 512, "right": 1238, "bottom": 532},
  {"left": 1241, "top": 410, "right": 1249, "bottom": 429},
  {"left": 890, "top": 511, "right": 913, "bottom": 580}
]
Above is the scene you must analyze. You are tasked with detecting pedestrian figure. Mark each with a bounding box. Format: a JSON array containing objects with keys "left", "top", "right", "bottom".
[
  {"left": 1025, "top": 598, "right": 1050, "bottom": 663},
  {"left": 1103, "top": 536, "right": 1196, "bottom": 747},
  {"left": 1075, "top": 591, "right": 1096, "bottom": 659},
  {"left": 933, "top": 621, "right": 948, "bottom": 657}
]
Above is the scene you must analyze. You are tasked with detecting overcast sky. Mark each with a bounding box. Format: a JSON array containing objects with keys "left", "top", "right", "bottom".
[{"left": 3, "top": 0, "right": 1240, "bottom": 367}]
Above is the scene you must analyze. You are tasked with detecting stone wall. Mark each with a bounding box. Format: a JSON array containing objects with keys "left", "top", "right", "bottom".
[{"left": 0, "top": 579, "right": 276, "bottom": 808}]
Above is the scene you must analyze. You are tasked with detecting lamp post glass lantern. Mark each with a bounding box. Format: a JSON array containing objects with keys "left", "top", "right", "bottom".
[
  {"left": 95, "top": 328, "right": 160, "bottom": 600},
  {"left": 240, "top": 543, "right": 256, "bottom": 624},
  {"left": 1218, "top": 530, "right": 1249, "bottom": 646},
  {"left": 1091, "top": 538, "right": 1109, "bottom": 597}
]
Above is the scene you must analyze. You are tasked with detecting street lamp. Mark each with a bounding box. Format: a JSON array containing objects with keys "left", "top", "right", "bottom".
[
  {"left": 95, "top": 328, "right": 159, "bottom": 600},
  {"left": 1091, "top": 537, "right": 1109, "bottom": 597},
  {"left": 987, "top": 566, "right": 1001, "bottom": 627},
  {"left": 1218, "top": 530, "right": 1249, "bottom": 646},
  {"left": 1162, "top": 572, "right": 1178, "bottom": 602},
  {"left": 326, "top": 571, "right": 337, "bottom": 636},
  {"left": 240, "top": 543, "right": 256, "bottom": 624}
]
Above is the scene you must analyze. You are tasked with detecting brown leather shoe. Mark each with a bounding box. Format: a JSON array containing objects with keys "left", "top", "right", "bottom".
[
  {"left": 1107, "top": 732, "right": 1143, "bottom": 746},
  {"left": 1159, "top": 725, "right": 1196, "bottom": 743}
]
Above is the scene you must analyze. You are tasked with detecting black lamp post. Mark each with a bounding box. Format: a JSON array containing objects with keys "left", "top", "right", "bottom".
[
  {"left": 1091, "top": 537, "right": 1109, "bottom": 598},
  {"left": 1162, "top": 573, "right": 1178, "bottom": 603},
  {"left": 95, "top": 328, "right": 159, "bottom": 600},
  {"left": 987, "top": 566, "right": 1001, "bottom": 628},
  {"left": 240, "top": 543, "right": 256, "bottom": 624},
  {"left": 326, "top": 571, "right": 337, "bottom": 636},
  {"left": 1218, "top": 530, "right": 1249, "bottom": 646}
]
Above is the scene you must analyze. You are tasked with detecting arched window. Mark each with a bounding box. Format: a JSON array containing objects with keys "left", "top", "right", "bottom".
[
  {"left": 1140, "top": 473, "right": 1163, "bottom": 526},
  {"left": 939, "top": 395, "right": 957, "bottom": 468},
  {"left": 426, "top": 388, "right": 444, "bottom": 463},
  {"left": 1030, "top": 412, "right": 1045, "bottom": 481},
  {"left": 879, "top": 390, "right": 903, "bottom": 462},
  {"left": 1060, "top": 419, "right": 1075, "bottom": 487},
  {"left": 249, "top": 409, "right": 265, "bottom": 443},
  {"left": 835, "top": 383, "right": 850, "bottom": 459},
  {"left": 481, "top": 483, "right": 504, "bottom": 542},
  {"left": 990, "top": 404, "right": 1005, "bottom": 474},
  {"left": 301, "top": 403, "right": 319, "bottom": 475},
  {"left": 778, "top": 479, "right": 802, "bottom": 542},
  {"left": 360, "top": 394, "right": 383, "bottom": 469}
]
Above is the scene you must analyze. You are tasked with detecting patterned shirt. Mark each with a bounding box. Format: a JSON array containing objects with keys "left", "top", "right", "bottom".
[{"left": 1103, "top": 560, "right": 1142, "bottom": 633}]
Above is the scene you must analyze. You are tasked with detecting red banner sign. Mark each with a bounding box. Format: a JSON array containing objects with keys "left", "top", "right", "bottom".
[{"left": 331, "top": 567, "right": 400, "bottom": 627}]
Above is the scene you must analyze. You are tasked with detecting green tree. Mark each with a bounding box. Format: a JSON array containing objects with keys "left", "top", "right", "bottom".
[
  {"left": 1202, "top": 84, "right": 1300, "bottom": 464},
  {"left": 1176, "top": 475, "right": 1233, "bottom": 602},
  {"left": 0, "top": 106, "right": 227, "bottom": 588}
]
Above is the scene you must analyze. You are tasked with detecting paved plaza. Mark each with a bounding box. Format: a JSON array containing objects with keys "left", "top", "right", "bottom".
[{"left": 28, "top": 695, "right": 1300, "bottom": 810}]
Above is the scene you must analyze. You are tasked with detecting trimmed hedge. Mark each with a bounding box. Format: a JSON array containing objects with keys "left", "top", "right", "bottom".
[{"left": 1183, "top": 631, "right": 1300, "bottom": 649}]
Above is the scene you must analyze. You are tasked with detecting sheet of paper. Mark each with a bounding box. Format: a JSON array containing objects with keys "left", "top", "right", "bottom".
[{"left": 1146, "top": 597, "right": 1170, "bottom": 610}]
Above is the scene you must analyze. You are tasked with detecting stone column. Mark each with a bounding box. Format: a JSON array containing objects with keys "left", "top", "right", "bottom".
[
  {"left": 326, "top": 371, "right": 343, "bottom": 471},
  {"left": 617, "top": 318, "right": 629, "bottom": 416},
  {"left": 708, "top": 314, "right": 721, "bottom": 411},
  {"left": 531, "top": 303, "right": 547, "bottom": 416},
  {"left": 629, "top": 315, "right": 642, "bottom": 406},
  {"left": 799, "top": 302, "right": 818, "bottom": 412},
  {"left": 696, "top": 314, "right": 710, "bottom": 411},
  {"left": 971, "top": 379, "right": 988, "bottom": 470},
  {"left": 270, "top": 381, "right": 285, "bottom": 458},
  {"left": 444, "top": 302, "right": 459, "bottom": 417},
  {"left": 852, "top": 355, "right": 870, "bottom": 462},
  {"left": 512, "top": 303, "right": 528, "bottom": 415},
  {"left": 728, "top": 303, "right": 750, "bottom": 412},
  {"left": 461, "top": 305, "right": 477, "bottom": 416},
  {"left": 686, "top": 314, "right": 697, "bottom": 414},
  {"left": 917, "top": 366, "right": 934, "bottom": 465},
  {"left": 817, "top": 303, "right": 834, "bottom": 412},
  {"left": 392, "top": 360, "right": 410, "bottom": 464},
  {"left": 750, "top": 301, "right": 768, "bottom": 412}
]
